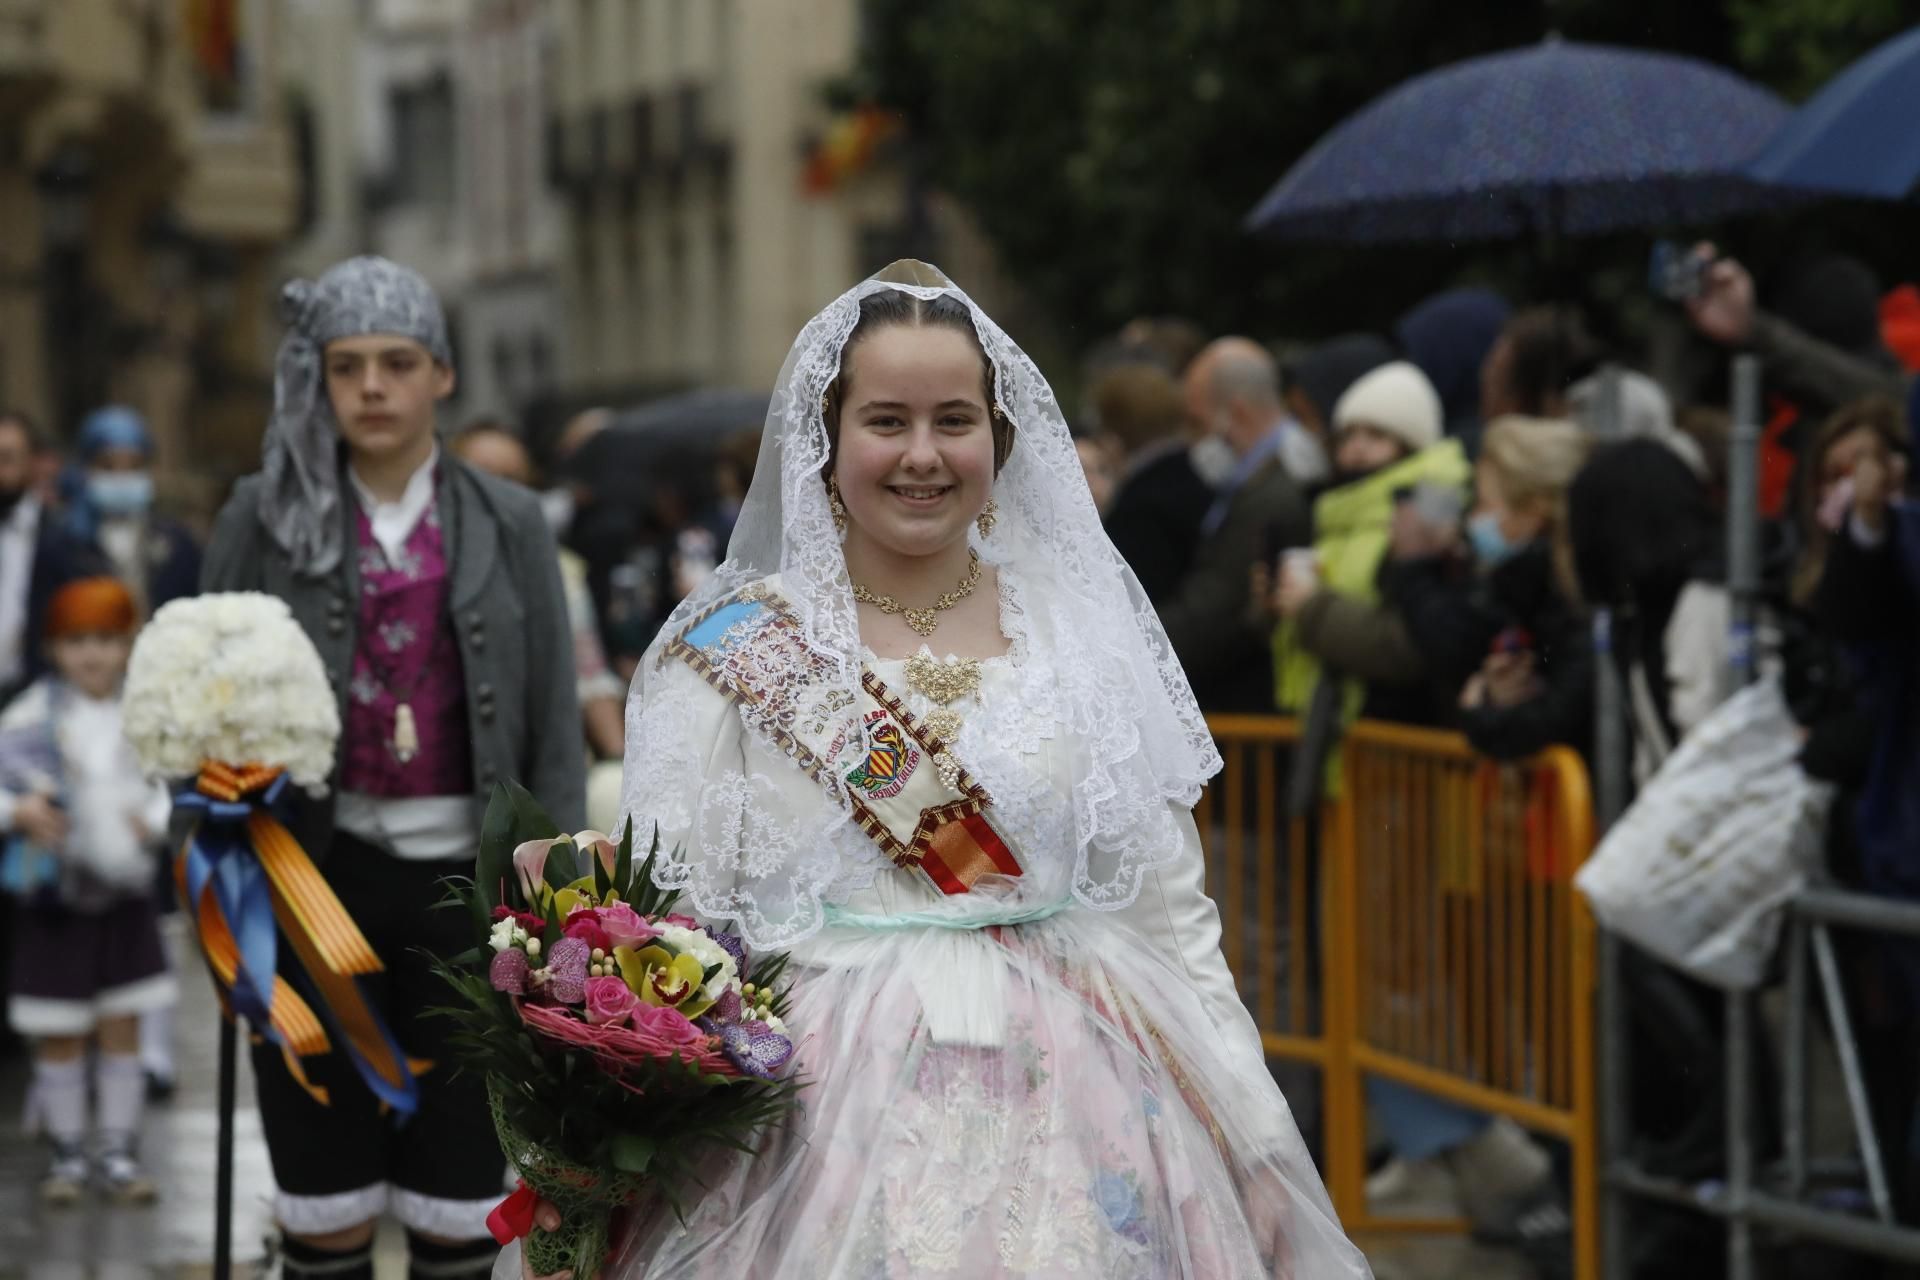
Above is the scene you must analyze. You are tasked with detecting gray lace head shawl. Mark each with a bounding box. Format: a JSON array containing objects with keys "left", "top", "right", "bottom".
[{"left": 263, "top": 256, "right": 452, "bottom": 577}]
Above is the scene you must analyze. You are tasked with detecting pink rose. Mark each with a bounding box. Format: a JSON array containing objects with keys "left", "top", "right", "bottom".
[
  {"left": 629, "top": 1000, "right": 709, "bottom": 1050},
  {"left": 663, "top": 914, "right": 701, "bottom": 931},
  {"left": 597, "top": 902, "right": 660, "bottom": 950},
  {"left": 584, "top": 975, "right": 640, "bottom": 1027},
  {"left": 563, "top": 910, "right": 613, "bottom": 955}
]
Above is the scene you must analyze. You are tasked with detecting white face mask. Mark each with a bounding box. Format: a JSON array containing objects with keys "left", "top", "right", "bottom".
[{"left": 1188, "top": 435, "right": 1238, "bottom": 489}]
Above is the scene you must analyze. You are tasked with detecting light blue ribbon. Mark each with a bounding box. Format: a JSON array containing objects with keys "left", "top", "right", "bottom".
[
  {"left": 174, "top": 775, "right": 289, "bottom": 1031},
  {"left": 823, "top": 899, "right": 1069, "bottom": 932}
]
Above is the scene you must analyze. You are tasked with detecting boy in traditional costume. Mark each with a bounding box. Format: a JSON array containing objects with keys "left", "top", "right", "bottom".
[{"left": 204, "top": 257, "right": 583, "bottom": 1280}]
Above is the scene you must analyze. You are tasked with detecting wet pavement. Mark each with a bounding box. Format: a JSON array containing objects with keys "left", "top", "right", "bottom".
[{"left": 0, "top": 920, "right": 410, "bottom": 1280}]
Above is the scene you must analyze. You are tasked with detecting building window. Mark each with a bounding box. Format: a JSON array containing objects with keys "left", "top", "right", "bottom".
[{"left": 391, "top": 73, "right": 456, "bottom": 211}]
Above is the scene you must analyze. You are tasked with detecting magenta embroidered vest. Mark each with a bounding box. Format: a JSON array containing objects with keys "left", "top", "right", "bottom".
[{"left": 338, "top": 499, "right": 473, "bottom": 796}]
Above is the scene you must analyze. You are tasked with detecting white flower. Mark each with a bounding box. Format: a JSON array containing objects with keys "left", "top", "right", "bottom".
[
  {"left": 656, "top": 924, "right": 738, "bottom": 997},
  {"left": 760, "top": 1011, "right": 786, "bottom": 1035},
  {"left": 123, "top": 593, "right": 340, "bottom": 793},
  {"left": 489, "top": 918, "right": 517, "bottom": 954}
]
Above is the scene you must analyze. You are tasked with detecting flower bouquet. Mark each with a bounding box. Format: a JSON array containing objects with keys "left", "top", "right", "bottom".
[
  {"left": 437, "top": 783, "right": 798, "bottom": 1277},
  {"left": 124, "top": 593, "right": 418, "bottom": 1107}
]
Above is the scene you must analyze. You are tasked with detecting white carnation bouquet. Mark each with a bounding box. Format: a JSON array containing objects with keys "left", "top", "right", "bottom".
[{"left": 124, "top": 592, "right": 339, "bottom": 790}]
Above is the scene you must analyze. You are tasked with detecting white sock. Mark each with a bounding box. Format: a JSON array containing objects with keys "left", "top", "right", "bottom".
[
  {"left": 140, "top": 1005, "right": 175, "bottom": 1079},
  {"left": 33, "top": 1056, "right": 88, "bottom": 1147},
  {"left": 95, "top": 1053, "right": 146, "bottom": 1147}
]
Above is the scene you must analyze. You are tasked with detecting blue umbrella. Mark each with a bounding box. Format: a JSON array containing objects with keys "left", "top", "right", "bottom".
[
  {"left": 1744, "top": 25, "right": 1920, "bottom": 200},
  {"left": 1246, "top": 37, "right": 1792, "bottom": 244}
]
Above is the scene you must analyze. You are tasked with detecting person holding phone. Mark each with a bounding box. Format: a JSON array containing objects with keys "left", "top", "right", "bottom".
[
  {"left": 1266, "top": 362, "right": 1471, "bottom": 764},
  {"left": 1808, "top": 385, "right": 1920, "bottom": 1230}
]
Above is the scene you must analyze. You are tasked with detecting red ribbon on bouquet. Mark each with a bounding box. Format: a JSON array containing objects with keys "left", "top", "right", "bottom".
[{"left": 488, "top": 1180, "right": 539, "bottom": 1245}]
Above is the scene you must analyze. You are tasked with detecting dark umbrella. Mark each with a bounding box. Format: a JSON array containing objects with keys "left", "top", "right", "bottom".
[
  {"left": 564, "top": 388, "right": 769, "bottom": 494},
  {"left": 1246, "top": 37, "right": 1792, "bottom": 244},
  {"left": 1743, "top": 25, "right": 1920, "bottom": 200}
]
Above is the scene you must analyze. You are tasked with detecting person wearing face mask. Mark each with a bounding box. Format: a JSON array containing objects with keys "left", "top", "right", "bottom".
[
  {"left": 66, "top": 407, "right": 201, "bottom": 620},
  {"left": 1155, "top": 338, "right": 1313, "bottom": 712},
  {"left": 448, "top": 421, "right": 627, "bottom": 833},
  {"left": 1382, "top": 415, "right": 1594, "bottom": 762}
]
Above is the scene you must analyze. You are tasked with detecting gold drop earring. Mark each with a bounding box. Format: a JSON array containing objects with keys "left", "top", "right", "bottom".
[
  {"left": 826, "top": 477, "right": 849, "bottom": 536},
  {"left": 977, "top": 497, "right": 998, "bottom": 538}
]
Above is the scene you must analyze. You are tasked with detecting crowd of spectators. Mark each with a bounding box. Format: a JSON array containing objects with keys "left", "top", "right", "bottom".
[{"left": 1071, "top": 242, "right": 1920, "bottom": 1277}]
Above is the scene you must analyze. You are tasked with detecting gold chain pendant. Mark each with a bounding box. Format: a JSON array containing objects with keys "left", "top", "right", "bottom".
[
  {"left": 905, "top": 651, "right": 981, "bottom": 788},
  {"left": 904, "top": 652, "right": 983, "bottom": 704},
  {"left": 923, "top": 707, "right": 965, "bottom": 744}
]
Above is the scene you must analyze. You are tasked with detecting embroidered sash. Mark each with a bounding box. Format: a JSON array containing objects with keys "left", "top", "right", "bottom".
[{"left": 662, "top": 585, "right": 1021, "bottom": 895}]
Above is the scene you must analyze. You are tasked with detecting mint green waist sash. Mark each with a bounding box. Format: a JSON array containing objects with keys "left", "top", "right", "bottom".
[{"left": 822, "top": 899, "right": 1070, "bottom": 933}]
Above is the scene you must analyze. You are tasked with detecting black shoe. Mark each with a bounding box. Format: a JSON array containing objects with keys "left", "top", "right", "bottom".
[{"left": 144, "top": 1069, "right": 176, "bottom": 1103}]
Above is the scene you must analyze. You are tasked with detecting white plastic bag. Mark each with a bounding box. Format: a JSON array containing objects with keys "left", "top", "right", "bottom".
[{"left": 1575, "top": 677, "right": 1830, "bottom": 990}]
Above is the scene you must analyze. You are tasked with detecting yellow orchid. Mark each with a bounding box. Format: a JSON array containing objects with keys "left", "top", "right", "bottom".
[
  {"left": 553, "top": 876, "right": 625, "bottom": 921},
  {"left": 613, "top": 944, "right": 717, "bottom": 1019}
]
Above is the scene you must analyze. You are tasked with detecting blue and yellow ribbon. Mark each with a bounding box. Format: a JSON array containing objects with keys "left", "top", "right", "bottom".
[{"left": 174, "top": 761, "right": 424, "bottom": 1115}]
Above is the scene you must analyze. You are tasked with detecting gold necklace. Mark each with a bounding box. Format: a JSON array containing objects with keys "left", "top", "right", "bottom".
[{"left": 851, "top": 550, "right": 981, "bottom": 637}]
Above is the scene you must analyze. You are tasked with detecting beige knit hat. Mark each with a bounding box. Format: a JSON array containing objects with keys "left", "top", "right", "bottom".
[{"left": 1332, "top": 360, "right": 1443, "bottom": 454}]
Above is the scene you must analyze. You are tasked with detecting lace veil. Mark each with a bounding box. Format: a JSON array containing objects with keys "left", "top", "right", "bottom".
[{"left": 621, "top": 262, "right": 1221, "bottom": 948}]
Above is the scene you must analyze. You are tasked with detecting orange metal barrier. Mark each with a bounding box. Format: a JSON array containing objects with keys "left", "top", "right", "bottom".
[{"left": 1198, "top": 716, "right": 1599, "bottom": 1280}]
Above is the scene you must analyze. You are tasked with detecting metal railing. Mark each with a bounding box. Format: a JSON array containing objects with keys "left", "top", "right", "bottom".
[
  {"left": 1594, "top": 353, "right": 1920, "bottom": 1276},
  {"left": 1199, "top": 715, "right": 1602, "bottom": 1279}
]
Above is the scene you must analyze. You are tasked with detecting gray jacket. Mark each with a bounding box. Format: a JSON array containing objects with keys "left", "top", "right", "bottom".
[{"left": 202, "top": 455, "right": 586, "bottom": 858}]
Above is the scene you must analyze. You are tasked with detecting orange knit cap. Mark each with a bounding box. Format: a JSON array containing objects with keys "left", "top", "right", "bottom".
[{"left": 46, "top": 576, "right": 137, "bottom": 638}]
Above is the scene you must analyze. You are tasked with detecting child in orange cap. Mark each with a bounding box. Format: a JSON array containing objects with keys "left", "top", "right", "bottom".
[{"left": 0, "top": 576, "right": 172, "bottom": 1204}]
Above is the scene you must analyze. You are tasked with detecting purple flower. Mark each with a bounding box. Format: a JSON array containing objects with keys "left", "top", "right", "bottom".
[
  {"left": 488, "top": 947, "right": 529, "bottom": 995},
  {"left": 720, "top": 1021, "right": 794, "bottom": 1080},
  {"left": 545, "top": 936, "right": 591, "bottom": 1004},
  {"left": 708, "top": 929, "right": 747, "bottom": 969},
  {"left": 707, "top": 985, "right": 744, "bottom": 1025}
]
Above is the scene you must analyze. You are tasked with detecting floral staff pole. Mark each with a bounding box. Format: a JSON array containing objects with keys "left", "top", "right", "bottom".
[{"left": 124, "top": 593, "right": 423, "bottom": 1279}]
